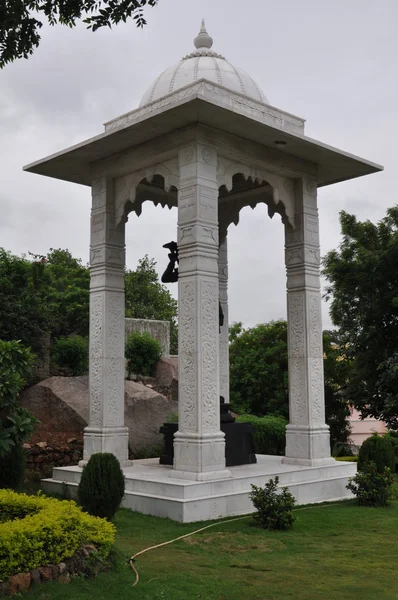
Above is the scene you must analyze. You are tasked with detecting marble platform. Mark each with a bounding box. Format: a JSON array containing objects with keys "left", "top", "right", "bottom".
[{"left": 42, "top": 455, "right": 356, "bottom": 523}]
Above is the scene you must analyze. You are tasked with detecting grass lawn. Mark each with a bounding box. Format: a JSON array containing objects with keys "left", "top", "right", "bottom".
[{"left": 27, "top": 497, "right": 398, "bottom": 600}]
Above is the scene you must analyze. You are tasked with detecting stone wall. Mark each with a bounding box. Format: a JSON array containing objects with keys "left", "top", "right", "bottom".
[
  {"left": 125, "top": 318, "right": 170, "bottom": 357},
  {"left": 24, "top": 439, "right": 83, "bottom": 476}
]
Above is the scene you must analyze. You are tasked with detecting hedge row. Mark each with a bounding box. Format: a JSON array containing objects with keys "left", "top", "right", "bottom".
[
  {"left": 235, "top": 414, "right": 287, "bottom": 455},
  {"left": 0, "top": 490, "right": 115, "bottom": 579}
]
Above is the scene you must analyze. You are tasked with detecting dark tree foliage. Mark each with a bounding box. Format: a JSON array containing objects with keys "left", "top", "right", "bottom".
[
  {"left": 0, "top": 248, "right": 89, "bottom": 351},
  {"left": 125, "top": 255, "right": 178, "bottom": 354},
  {"left": 0, "top": 248, "right": 177, "bottom": 356},
  {"left": 0, "top": 249, "right": 50, "bottom": 352},
  {"left": 229, "top": 320, "right": 289, "bottom": 418},
  {"left": 323, "top": 331, "right": 352, "bottom": 453},
  {"left": 0, "top": 0, "right": 158, "bottom": 68},
  {"left": 323, "top": 208, "right": 398, "bottom": 429},
  {"left": 229, "top": 320, "right": 351, "bottom": 449}
]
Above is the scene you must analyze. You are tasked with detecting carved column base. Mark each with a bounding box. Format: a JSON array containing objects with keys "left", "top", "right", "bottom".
[
  {"left": 79, "top": 426, "right": 133, "bottom": 467},
  {"left": 171, "top": 431, "right": 231, "bottom": 481},
  {"left": 282, "top": 425, "right": 335, "bottom": 467}
]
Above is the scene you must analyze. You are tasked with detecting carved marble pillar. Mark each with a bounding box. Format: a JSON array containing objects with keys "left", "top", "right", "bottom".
[
  {"left": 173, "top": 143, "right": 230, "bottom": 481},
  {"left": 283, "top": 177, "right": 334, "bottom": 466},
  {"left": 219, "top": 235, "right": 229, "bottom": 404},
  {"left": 81, "top": 177, "right": 131, "bottom": 467}
]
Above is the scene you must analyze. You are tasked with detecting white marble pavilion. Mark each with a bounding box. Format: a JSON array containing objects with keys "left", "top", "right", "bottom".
[{"left": 26, "top": 22, "right": 383, "bottom": 521}]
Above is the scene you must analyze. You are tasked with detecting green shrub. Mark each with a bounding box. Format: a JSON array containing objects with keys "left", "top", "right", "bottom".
[
  {"left": 250, "top": 476, "right": 296, "bottom": 530},
  {"left": 53, "top": 335, "right": 89, "bottom": 376},
  {"left": 236, "top": 414, "right": 287, "bottom": 455},
  {"left": 0, "top": 339, "right": 37, "bottom": 456},
  {"left": 0, "top": 489, "right": 115, "bottom": 579},
  {"left": 335, "top": 456, "right": 358, "bottom": 462},
  {"left": 347, "top": 461, "right": 393, "bottom": 507},
  {"left": 383, "top": 432, "right": 398, "bottom": 472},
  {"left": 0, "top": 442, "right": 25, "bottom": 488},
  {"left": 78, "top": 453, "right": 125, "bottom": 520},
  {"left": 125, "top": 331, "right": 162, "bottom": 377},
  {"left": 358, "top": 434, "right": 395, "bottom": 473}
]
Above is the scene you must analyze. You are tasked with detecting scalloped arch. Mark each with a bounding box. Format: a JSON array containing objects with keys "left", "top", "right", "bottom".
[
  {"left": 217, "top": 158, "right": 295, "bottom": 229},
  {"left": 115, "top": 160, "right": 179, "bottom": 226}
]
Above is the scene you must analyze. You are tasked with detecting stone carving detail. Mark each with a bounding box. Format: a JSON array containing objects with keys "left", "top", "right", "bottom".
[
  {"left": 201, "top": 146, "right": 213, "bottom": 164},
  {"left": 285, "top": 248, "right": 304, "bottom": 267},
  {"left": 178, "top": 225, "right": 218, "bottom": 247},
  {"left": 90, "top": 294, "right": 103, "bottom": 359},
  {"left": 219, "top": 238, "right": 229, "bottom": 403},
  {"left": 106, "top": 293, "right": 124, "bottom": 427},
  {"left": 179, "top": 280, "right": 197, "bottom": 431},
  {"left": 305, "top": 179, "right": 317, "bottom": 195},
  {"left": 179, "top": 146, "right": 195, "bottom": 166},
  {"left": 89, "top": 359, "right": 102, "bottom": 428},
  {"left": 288, "top": 294, "right": 304, "bottom": 357},
  {"left": 89, "top": 294, "right": 103, "bottom": 428},
  {"left": 309, "top": 294, "right": 324, "bottom": 424},
  {"left": 201, "top": 280, "right": 218, "bottom": 431},
  {"left": 288, "top": 294, "right": 306, "bottom": 424},
  {"left": 92, "top": 179, "right": 104, "bottom": 194},
  {"left": 104, "top": 81, "right": 304, "bottom": 135}
]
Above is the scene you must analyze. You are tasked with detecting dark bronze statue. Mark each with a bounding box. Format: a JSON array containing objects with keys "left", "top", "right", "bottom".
[
  {"left": 161, "top": 241, "right": 179, "bottom": 283},
  {"left": 161, "top": 240, "right": 224, "bottom": 329}
]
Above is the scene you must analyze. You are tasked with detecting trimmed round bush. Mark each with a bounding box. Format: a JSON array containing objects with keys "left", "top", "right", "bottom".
[
  {"left": 125, "top": 331, "right": 162, "bottom": 378},
  {"left": 358, "top": 434, "right": 395, "bottom": 473},
  {"left": 236, "top": 414, "right": 287, "bottom": 455},
  {"left": 53, "top": 335, "right": 88, "bottom": 376},
  {"left": 0, "top": 442, "right": 25, "bottom": 489},
  {"left": 0, "top": 490, "right": 115, "bottom": 579},
  {"left": 78, "top": 453, "right": 125, "bottom": 520}
]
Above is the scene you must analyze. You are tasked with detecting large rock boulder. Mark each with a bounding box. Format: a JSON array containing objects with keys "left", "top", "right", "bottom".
[
  {"left": 155, "top": 357, "right": 178, "bottom": 388},
  {"left": 20, "top": 376, "right": 177, "bottom": 456},
  {"left": 20, "top": 376, "right": 88, "bottom": 434},
  {"left": 124, "top": 381, "right": 177, "bottom": 454}
]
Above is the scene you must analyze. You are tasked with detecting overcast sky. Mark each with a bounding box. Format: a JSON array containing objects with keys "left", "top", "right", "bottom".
[{"left": 1, "top": 0, "right": 396, "bottom": 330}]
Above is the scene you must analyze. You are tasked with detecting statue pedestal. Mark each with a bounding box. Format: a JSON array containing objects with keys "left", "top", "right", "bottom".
[{"left": 159, "top": 422, "right": 257, "bottom": 467}]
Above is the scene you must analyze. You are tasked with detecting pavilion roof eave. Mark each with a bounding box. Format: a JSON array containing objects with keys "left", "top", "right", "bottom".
[{"left": 23, "top": 93, "right": 383, "bottom": 188}]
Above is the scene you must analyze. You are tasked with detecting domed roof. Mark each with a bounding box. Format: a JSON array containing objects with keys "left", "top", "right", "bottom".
[{"left": 139, "top": 21, "right": 268, "bottom": 107}]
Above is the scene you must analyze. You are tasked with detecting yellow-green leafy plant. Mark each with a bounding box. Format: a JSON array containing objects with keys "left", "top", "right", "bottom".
[{"left": 0, "top": 490, "right": 115, "bottom": 579}]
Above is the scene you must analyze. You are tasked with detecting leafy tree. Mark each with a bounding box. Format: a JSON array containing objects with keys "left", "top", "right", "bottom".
[
  {"left": 323, "top": 208, "right": 398, "bottom": 429},
  {"left": 0, "top": 0, "right": 158, "bottom": 68},
  {"left": 0, "top": 248, "right": 177, "bottom": 361},
  {"left": 229, "top": 320, "right": 351, "bottom": 449},
  {"left": 323, "top": 331, "right": 352, "bottom": 453},
  {"left": 0, "top": 248, "right": 89, "bottom": 351},
  {"left": 43, "top": 248, "right": 90, "bottom": 339},
  {"left": 0, "top": 249, "right": 50, "bottom": 352},
  {"left": 229, "top": 320, "right": 289, "bottom": 418},
  {"left": 125, "top": 255, "right": 178, "bottom": 354}
]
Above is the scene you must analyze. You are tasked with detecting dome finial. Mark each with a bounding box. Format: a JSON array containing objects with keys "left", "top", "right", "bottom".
[{"left": 194, "top": 19, "right": 213, "bottom": 49}]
